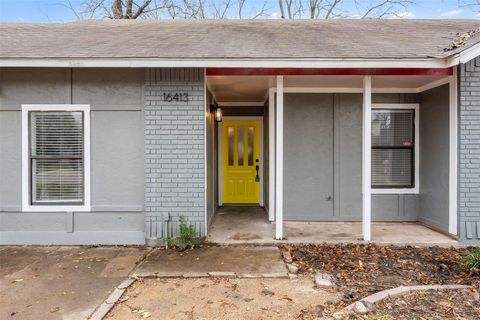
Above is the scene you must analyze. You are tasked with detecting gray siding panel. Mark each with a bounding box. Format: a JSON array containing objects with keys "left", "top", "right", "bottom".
[
  {"left": 0, "top": 111, "right": 22, "bottom": 209},
  {"left": 91, "top": 111, "right": 144, "bottom": 208},
  {"left": 284, "top": 93, "right": 334, "bottom": 220},
  {"left": 72, "top": 68, "right": 144, "bottom": 108},
  {"left": 0, "top": 68, "right": 145, "bottom": 244},
  {"left": 334, "top": 93, "right": 362, "bottom": 219},
  {"left": 419, "top": 84, "right": 450, "bottom": 232},
  {"left": 459, "top": 57, "right": 480, "bottom": 244},
  {"left": 144, "top": 68, "right": 205, "bottom": 243},
  {"left": 0, "top": 68, "right": 70, "bottom": 109}
]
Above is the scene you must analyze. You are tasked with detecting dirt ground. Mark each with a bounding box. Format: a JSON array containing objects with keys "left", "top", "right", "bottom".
[
  {"left": 106, "top": 276, "right": 341, "bottom": 320},
  {"left": 0, "top": 246, "right": 147, "bottom": 320}
]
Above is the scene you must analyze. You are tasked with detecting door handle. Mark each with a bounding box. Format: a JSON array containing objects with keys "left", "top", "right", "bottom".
[{"left": 255, "top": 164, "right": 260, "bottom": 182}]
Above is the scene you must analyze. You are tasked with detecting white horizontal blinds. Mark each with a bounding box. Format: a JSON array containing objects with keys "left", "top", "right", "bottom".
[
  {"left": 371, "top": 109, "right": 414, "bottom": 188},
  {"left": 30, "top": 111, "right": 84, "bottom": 204},
  {"left": 372, "top": 149, "right": 412, "bottom": 186}
]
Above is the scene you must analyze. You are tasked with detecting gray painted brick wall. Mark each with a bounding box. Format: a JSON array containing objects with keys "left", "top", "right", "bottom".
[
  {"left": 144, "top": 68, "right": 205, "bottom": 245},
  {"left": 459, "top": 57, "right": 480, "bottom": 244}
]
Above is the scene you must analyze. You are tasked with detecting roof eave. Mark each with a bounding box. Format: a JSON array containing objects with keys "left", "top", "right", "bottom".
[{"left": 0, "top": 57, "right": 455, "bottom": 69}]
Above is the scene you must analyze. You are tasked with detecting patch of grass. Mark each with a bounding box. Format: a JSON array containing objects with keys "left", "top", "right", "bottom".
[
  {"left": 459, "top": 248, "right": 480, "bottom": 275},
  {"left": 167, "top": 215, "right": 204, "bottom": 251}
]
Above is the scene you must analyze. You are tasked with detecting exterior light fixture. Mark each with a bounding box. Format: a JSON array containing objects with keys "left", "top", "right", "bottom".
[
  {"left": 214, "top": 107, "right": 223, "bottom": 122},
  {"left": 210, "top": 104, "right": 223, "bottom": 122}
]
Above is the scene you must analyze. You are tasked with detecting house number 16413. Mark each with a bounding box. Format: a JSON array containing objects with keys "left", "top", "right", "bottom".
[{"left": 163, "top": 92, "right": 189, "bottom": 102}]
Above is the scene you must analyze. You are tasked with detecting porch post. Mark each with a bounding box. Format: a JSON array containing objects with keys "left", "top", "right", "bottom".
[
  {"left": 362, "top": 76, "right": 372, "bottom": 241},
  {"left": 449, "top": 68, "right": 458, "bottom": 235},
  {"left": 275, "top": 76, "right": 284, "bottom": 240},
  {"left": 268, "top": 88, "right": 276, "bottom": 222}
]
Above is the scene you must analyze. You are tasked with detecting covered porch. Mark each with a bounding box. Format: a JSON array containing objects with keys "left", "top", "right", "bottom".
[{"left": 205, "top": 67, "right": 459, "bottom": 244}]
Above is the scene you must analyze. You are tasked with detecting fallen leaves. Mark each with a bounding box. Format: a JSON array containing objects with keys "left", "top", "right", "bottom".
[
  {"left": 279, "top": 243, "right": 480, "bottom": 318},
  {"left": 49, "top": 306, "right": 60, "bottom": 313},
  {"left": 10, "top": 278, "right": 23, "bottom": 284},
  {"left": 368, "top": 288, "right": 480, "bottom": 320},
  {"left": 358, "top": 260, "right": 364, "bottom": 271},
  {"left": 445, "top": 27, "right": 480, "bottom": 51},
  {"left": 131, "top": 308, "right": 152, "bottom": 318},
  {"left": 260, "top": 288, "right": 275, "bottom": 296}
]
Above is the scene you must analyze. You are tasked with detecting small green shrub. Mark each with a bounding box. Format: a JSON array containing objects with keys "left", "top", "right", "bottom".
[
  {"left": 167, "top": 215, "right": 203, "bottom": 250},
  {"left": 459, "top": 248, "right": 480, "bottom": 275}
]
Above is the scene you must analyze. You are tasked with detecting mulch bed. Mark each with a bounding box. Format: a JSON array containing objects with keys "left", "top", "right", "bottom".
[
  {"left": 279, "top": 244, "right": 479, "bottom": 318},
  {"left": 362, "top": 288, "right": 480, "bottom": 320}
]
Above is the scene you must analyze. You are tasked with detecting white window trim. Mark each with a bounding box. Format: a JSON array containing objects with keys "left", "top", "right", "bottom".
[
  {"left": 371, "top": 103, "right": 420, "bottom": 195},
  {"left": 22, "top": 104, "right": 91, "bottom": 212}
]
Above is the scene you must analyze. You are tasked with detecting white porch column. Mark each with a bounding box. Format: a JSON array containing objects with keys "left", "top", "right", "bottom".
[
  {"left": 362, "top": 76, "right": 372, "bottom": 241},
  {"left": 449, "top": 68, "right": 458, "bottom": 235},
  {"left": 268, "top": 88, "right": 276, "bottom": 222},
  {"left": 275, "top": 76, "right": 284, "bottom": 240}
]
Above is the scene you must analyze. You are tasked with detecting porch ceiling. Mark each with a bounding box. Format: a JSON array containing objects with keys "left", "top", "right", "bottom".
[{"left": 207, "top": 75, "right": 448, "bottom": 104}]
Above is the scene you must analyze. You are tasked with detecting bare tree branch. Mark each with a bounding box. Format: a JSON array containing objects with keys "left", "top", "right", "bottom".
[
  {"left": 251, "top": 2, "right": 270, "bottom": 19},
  {"left": 277, "top": 0, "right": 414, "bottom": 19},
  {"left": 359, "top": 0, "right": 413, "bottom": 19},
  {"left": 132, "top": 0, "right": 154, "bottom": 18},
  {"left": 71, "top": 0, "right": 416, "bottom": 20}
]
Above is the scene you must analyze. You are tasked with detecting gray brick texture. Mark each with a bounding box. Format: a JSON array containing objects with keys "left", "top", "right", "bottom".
[
  {"left": 144, "top": 68, "right": 205, "bottom": 243},
  {"left": 459, "top": 57, "right": 480, "bottom": 244}
]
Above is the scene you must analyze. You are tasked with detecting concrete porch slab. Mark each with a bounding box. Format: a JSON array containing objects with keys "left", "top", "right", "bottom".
[
  {"left": 132, "top": 246, "right": 288, "bottom": 278},
  {"left": 207, "top": 207, "right": 459, "bottom": 247}
]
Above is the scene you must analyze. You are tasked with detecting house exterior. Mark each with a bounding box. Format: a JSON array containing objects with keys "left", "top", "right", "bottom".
[{"left": 0, "top": 20, "right": 479, "bottom": 245}]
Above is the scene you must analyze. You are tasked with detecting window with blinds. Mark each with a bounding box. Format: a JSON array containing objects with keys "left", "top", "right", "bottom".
[
  {"left": 29, "top": 111, "right": 84, "bottom": 205},
  {"left": 371, "top": 109, "right": 414, "bottom": 188}
]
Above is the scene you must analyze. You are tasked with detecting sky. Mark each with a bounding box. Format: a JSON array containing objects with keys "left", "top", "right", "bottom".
[{"left": 0, "top": 0, "right": 478, "bottom": 23}]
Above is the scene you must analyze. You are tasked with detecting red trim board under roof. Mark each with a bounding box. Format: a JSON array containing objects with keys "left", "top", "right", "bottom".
[{"left": 206, "top": 68, "right": 453, "bottom": 76}]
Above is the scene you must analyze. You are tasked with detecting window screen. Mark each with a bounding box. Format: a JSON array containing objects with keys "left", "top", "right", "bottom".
[
  {"left": 371, "top": 109, "right": 414, "bottom": 188},
  {"left": 30, "top": 111, "right": 84, "bottom": 204}
]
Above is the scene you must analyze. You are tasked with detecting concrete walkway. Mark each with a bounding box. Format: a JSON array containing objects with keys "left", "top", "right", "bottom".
[
  {"left": 132, "top": 246, "right": 288, "bottom": 278},
  {"left": 207, "top": 206, "right": 459, "bottom": 246},
  {"left": 0, "top": 246, "right": 147, "bottom": 320}
]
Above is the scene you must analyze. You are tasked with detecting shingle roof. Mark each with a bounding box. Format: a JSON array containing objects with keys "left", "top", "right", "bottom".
[{"left": 0, "top": 19, "right": 479, "bottom": 60}]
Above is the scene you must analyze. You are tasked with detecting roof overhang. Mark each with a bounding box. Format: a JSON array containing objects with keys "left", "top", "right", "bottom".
[
  {"left": 0, "top": 42, "right": 478, "bottom": 68},
  {"left": 0, "top": 57, "right": 464, "bottom": 69}
]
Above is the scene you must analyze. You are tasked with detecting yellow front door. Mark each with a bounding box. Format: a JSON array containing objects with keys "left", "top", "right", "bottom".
[{"left": 222, "top": 120, "right": 260, "bottom": 204}]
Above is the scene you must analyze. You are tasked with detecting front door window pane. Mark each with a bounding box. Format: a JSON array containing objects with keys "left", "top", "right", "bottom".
[
  {"left": 248, "top": 127, "right": 254, "bottom": 166},
  {"left": 228, "top": 127, "right": 234, "bottom": 166},
  {"left": 238, "top": 127, "right": 244, "bottom": 166}
]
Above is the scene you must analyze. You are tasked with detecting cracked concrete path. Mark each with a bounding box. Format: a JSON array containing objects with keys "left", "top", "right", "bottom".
[
  {"left": 0, "top": 246, "right": 148, "bottom": 320},
  {"left": 132, "top": 245, "right": 288, "bottom": 278}
]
